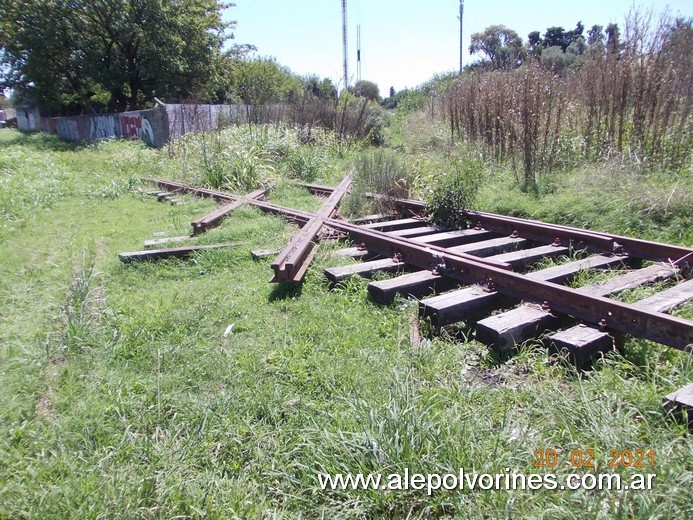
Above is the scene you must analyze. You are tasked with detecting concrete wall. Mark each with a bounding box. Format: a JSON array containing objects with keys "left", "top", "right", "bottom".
[
  {"left": 16, "top": 108, "right": 41, "bottom": 131},
  {"left": 55, "top": 106, "right": 169, "bottom": 147},
  {"left": 165, "top": 104, "right": 247, "bottom": 138},
  {"left": 14, "top": 103, "right": 286, "bottom": 147},
  {"left": 165, "top": 104, "right": 287, "bottom": 137}
]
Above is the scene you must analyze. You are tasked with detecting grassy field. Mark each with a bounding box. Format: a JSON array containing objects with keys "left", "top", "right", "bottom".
[{"left": 0, "top": 128, "right": 691, "bottom": 518}]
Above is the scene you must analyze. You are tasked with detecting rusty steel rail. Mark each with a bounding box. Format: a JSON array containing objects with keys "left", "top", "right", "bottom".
[
  {"left": 148, "top": 178, "right": 236, "bottom": 202},
  {"left": 152, "top": 179, "right": 314, "bottom": 225},
  {"left": 150, "top": 179, "right": 511, "bottom": 273},
  {"left": 298, "top": 182, "right": 692, "bottom": 265},
  {"left": 465, "top": 211, "right": 692, "bottom": 263},
  {"left": 298, "top": 182, "right": 334, "bottom": 197},
  {"left": 150, "top": 179, "right": 693, "bottom": 350},
  {"left": 271, "top": 173, "right": 353, "bottom": 282},
  {"left": 191, "top": 183, "right": 273, "bottom": 235},
  {"left": 324, "top": 219, "right": 692, "bottom": 351}
]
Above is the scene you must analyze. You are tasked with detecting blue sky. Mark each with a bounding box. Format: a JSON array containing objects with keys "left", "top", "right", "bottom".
[{"left": 226, "top": 1, "right": 692, "bottom": 96}]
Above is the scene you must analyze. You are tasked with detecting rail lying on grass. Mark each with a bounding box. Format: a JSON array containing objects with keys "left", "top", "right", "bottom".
[
  {"left": 119, "top": 243, "right": 239, "bottom": 263},
  {"left": 148, "top": 177, "right": 693, "bottom": 352},
  {"left": 270, "top": 173, "right": 353, "bottom": 283}
]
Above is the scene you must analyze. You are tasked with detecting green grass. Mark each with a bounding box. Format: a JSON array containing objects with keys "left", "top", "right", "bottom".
[
  {"left": 0, "top": 129, "right": 692, "bottom": 518},
  {"left": 474, "top": 162, "right": 693, "bottom": 247}
]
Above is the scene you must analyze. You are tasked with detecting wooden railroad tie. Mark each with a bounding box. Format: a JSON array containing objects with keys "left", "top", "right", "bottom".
[{"left": 142, "top": 177, "right": 693, "bottom": 354}]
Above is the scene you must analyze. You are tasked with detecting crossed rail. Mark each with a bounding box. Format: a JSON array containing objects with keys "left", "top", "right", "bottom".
[{"left": 149, "top": 178, "right": 693, "bottom": 351}]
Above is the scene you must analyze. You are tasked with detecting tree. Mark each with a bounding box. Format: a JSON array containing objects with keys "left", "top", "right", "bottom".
[
  {"left": 528, "top": 31, "right": 542, "bottom": 46},
  {"left": 540, "top": 46, "right": 575, "bottom": 71},
  {"left": 389, "top": 86, "right": 396, "bottom": 98},
  {"left": 381, "top": 88, "right": 412, "bottom": 110},
  {"left": 469, "top": 25, "right": 524, "bottom": 69},
  {"left": 0, "top": 0, "right": 234, "bottom": 114},
  {"left": 539, "top": 22, "right": 584, "bottom": 51},
  {"left": 542, "top": 26, "right": 569, "bottom": 50},
  {"left": 350, "top": 80, "right": 380, "bottom": 102},
  {"left": 587, "top": 25, "right": 604, "bottom": 45},
  {"left": 664, "top": 17, "right": 693, "bottom": 50},
  {"left": 302, "top": 75, "right": 337, "bottom": 100},
  {"left": 606, "top": 23, "right": 621, "bottom": 54},
  {"left": 527, "top": 31, "right": 543, "bottom": 60},
  {"left": 567, "top": 37, "right": 587, "bottom": 57},
  {"left": 227, "top": 58, "right": 299, "bottom": 106}
]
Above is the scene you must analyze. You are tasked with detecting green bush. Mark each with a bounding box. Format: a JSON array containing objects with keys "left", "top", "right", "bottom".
[
  {"left": 424, "top": 156, "right": 483, "bottom": 228},
  {"left": 200, "top": 144, "right": 275, "bottom": 192}
]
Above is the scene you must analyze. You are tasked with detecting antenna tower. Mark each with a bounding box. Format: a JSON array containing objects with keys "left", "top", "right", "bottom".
[{"left": 356, "top": 25, "right": 362, "bottom": 82}]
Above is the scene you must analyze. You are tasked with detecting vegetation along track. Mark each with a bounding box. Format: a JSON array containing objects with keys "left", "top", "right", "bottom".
[{"left": 150, "top": 177, "right": 693, "bottom": 363}]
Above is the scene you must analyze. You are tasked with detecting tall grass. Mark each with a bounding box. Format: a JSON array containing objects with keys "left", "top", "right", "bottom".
[
  {"left": 166, "top": 125, "right": 351, "bottom": 190},
  {"left": 443, "top": 12, "right": 692, "bottom": 185},
  {"left": 341, "top": 149, "right": 411, "bottom": 217},
  {"left": 173, "top": 92, "right": 387, "bottom": 157},
  {"left": 58, "top": 250, "right": 104, "bottom": 357}
]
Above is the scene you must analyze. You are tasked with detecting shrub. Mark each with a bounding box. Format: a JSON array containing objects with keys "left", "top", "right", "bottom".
[
  {"left": 424, "top": 156, "right": 483, "bottom": 228},
  {"left": 340, "top": 149, "right": 410, "bottom": 218}
]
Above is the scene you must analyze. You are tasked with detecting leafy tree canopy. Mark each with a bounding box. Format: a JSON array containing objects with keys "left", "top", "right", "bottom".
[
  {"left": 469, "top": 25, "right": 524, "bottom": 69},
  {"left": 225, "top": 57, "right": 300, "bottom": 106},
  {"left": 349, "top": 80, "right": 381, "bottom": 102},
  {"left": 538, "top": 22, "right": 584, "bottom": 51},
  {"left": 528, "top": 31, "right": 542, "bottom": 46},
  {"left": 0, "top": 0, "right": 234, "bottom": 114},
  {"left": 302, "top": 75, "right": 337, "bottom": 100},
  {"left": 588, "top": 25, "right": 605, "bottom": 45}
]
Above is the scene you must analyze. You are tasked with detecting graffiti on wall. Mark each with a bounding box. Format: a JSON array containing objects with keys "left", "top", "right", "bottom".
[
  {"left": 120, "top": 115, "right": 141, "bottom": 139},
  {"left": 20, "top": 104, "right": 169, "bottom": 147},
  {"left": 141, "top": 117, "right": 156, "bottom": 147},
  {"left": 89, "top": 114, "right": 117, "bottom": 140},
  {"left": 119, "top": 113, "right": 156, "bottom": 147}
]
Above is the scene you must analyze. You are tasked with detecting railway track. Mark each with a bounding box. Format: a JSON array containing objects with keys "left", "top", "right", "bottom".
[{"left": 146, "top": 178, "right": 693, "bottom": 362}]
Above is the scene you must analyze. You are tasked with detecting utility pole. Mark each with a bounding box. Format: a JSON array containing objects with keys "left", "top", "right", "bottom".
[
  {"left": 342, "top": 0, "right": 348, "bottom": 89},
  {"left": 459, "top": 0, "right": 464, "bottom": 74},
  {"left": 356, "top": 25, "right": 362, "bottom": 83}
]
